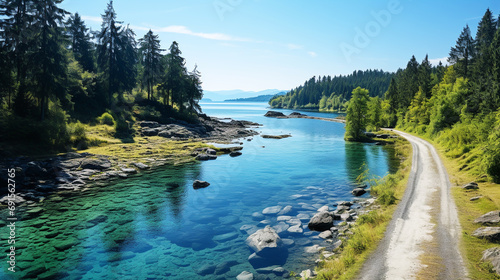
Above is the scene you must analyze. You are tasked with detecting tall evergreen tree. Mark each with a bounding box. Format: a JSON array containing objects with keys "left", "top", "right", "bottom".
[
  {"left": 1, "top": 0, "right": 34, "bottom": 114},
  {"left": 418, "top": 54, "right": 432, "bottom": 98},
  {"left": 97, "top": 0, "right": 136, "bottom": 102},
  {"left": 186, "top": 65, "right": 203, "bottom": 113},
  {"left": 163, "top": 41, "right": 187, "bottom": 111},
  {"left": 138, "top": 30, "right": 163, "bottom": 100},
  {"left": 449, "top": 25, "right": 475, "bottom": 78},
  {"left": 398, "top": 55, "right": 420, "bottom": 108},
  {"left": 65, "top": 12, "right": 94, "bottom": 72},
  {"left": 30, "top": 0, "right": 68, "bottom": 120},
  {"left": 473, "top": 8, "right": 497, "bottom": 78}
]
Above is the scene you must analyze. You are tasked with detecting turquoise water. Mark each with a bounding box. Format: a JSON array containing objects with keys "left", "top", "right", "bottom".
[{"left": 1, "top": 102, "right": 398, "bottom": 279}]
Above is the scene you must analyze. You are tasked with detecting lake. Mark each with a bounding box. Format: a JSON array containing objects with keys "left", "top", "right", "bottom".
[{"left": 1, "top": 102, "right": 399, "bottom": 280}]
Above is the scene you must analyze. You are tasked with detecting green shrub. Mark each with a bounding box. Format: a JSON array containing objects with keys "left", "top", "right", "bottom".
[
  {"left": 97, "top": 112, "right": 115, "bottom": 126},
  {"left": 67, "top": 121, "right": 88, "bottom": 149}
]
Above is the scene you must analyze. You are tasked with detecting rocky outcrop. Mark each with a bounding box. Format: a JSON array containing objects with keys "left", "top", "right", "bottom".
[
  {"left": 308, "top": 211, "right": 334, "bottom": 231},
  {"left": 482, "top": 247, "right": 500, "bottom": 275},
  {"left": 137, "top": 115, "right": 260, "bottom": 142},
  {"left": 261, "top": 134, "right": 292, "bottom": 139},
  {"left": 230, "top": 151, "right": 242, "bottom": 157},
  {"left": 264, "top": 111, "right": 286, "bottom": 118},
  {"left": 473, "top": 227, "right": 500, "bottom": 241},
  {"left": 475, "top": 211, "right": 500, "bottom": 225}
]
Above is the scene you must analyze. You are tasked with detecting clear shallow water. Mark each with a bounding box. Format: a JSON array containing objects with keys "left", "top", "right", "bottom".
[{"left": 1, "top": 102, "right": 398, "bottom": 279}]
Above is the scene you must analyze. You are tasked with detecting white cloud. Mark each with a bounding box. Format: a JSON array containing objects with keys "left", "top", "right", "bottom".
[
  {"left": 287, "top": 43, "right": 303, "bottom": 50},
  {"left": 81, "top": 15, "right": 102, "bottom": 23},
  {"left": 308, "top": 51, "right": 317, "bottom": 58},
  {"left": 131, "top": 24, "right": 252, "bottom": 42},
  {"left": 429, "top": 57, "right": 449, "bottom": 66}
]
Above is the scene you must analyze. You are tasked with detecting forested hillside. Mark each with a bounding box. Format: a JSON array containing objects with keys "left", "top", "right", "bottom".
[
  {"left": 345, "top": 8, "right": 500, "bottom": 182},
  {"left": 0, "top": 0, "right": 203, "bottom": 154},
  {"left": 269, "top": 70, "right": 393, "bottom": 111}
]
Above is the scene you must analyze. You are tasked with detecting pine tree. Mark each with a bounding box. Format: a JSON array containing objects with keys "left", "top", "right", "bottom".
[
  {"left": 65, "top": 12, "right": 94, "bottom": 72},
  {"left": 97, "top": 1, "right": 136, "bottom": 102},
  {"left": 418, "top": 55, "right": 432, "bottom": 98},
  {"left": 138, "top": 30, "right": 163, "bottom": 100},
  {"left": 473, "top": 8, "right": 497, "bottom": 78},
  {"left": 345, "top": 87, "right": 369, "bottom": 141},
  {"left": 449, "top": 25, "right": 475, "bottom": 78},
  {"left": 30, "top": 0, "right": 68, "bottom": 120},
  {"left": 399, "top": 55, "right": 420, "bottom": 108},
  {"left": 163, "top": 41, "right": 187, "bottom": 111},
  {"left": 186, "top": 65, "right": 203, "bottom": 113}
]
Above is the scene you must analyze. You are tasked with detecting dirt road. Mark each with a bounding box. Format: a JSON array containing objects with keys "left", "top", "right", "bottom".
[{"left": 357, "top": 130, "right": 467, "bottom": 280}]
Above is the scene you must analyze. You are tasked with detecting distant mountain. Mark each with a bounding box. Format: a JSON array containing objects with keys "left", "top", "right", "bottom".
[
  {"left": 200, "top": 98, "right": 213, "bottom": 102},
  {"left": 225, "top": 92, "right": 286, "bottom": 102},
  {"left": 202, "top": 89, "right": 284, "bottom": 102}
]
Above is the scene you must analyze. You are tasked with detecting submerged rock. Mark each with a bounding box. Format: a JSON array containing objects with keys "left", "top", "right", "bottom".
[
  {"left": 246, "top": 226, "right": 287, "bottom": 268},
  {"left": 193, "top": 180, "right": 210, "bottom": 189},
  {"left": 236, "top": 271, "right": 254, "bottom": 280},
  {"left": 262, "top": 206, "right": 282, "bottom": 215},
  {"left": 230, "top": 151, "right": 242, "bottom": 157}
]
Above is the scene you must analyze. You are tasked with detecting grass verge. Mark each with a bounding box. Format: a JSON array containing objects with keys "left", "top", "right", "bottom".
[{"left": 314, "top": 133, "right": 412, "bottom": 280}]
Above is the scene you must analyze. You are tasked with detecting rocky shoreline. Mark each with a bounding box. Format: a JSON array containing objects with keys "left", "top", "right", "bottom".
[
  {"left": 0, "top": 114, "right": 260, "bottom": 204},
  {"left": 264, "top": 110, "right": 345, "bottom": 123}
]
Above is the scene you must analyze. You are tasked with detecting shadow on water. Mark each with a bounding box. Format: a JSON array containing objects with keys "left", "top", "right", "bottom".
[{"left": 344, "top": 141, "right": 369, "bottom": 184}]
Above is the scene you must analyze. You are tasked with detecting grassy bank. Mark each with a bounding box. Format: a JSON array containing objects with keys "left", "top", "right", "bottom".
[
  {"left": 429, "top": 140, "right": 500, "bottom": 279},
  {"left": 314, "top": 133, "right": 412, "bottom": 280}
]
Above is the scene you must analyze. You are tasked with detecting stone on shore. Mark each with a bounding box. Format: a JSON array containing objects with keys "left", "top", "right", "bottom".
[
  {"left": 474, "top": 211, "right": 500, "bottom": 225},
  {"left": 473, "top": 227, "right": 500, "bottom": 241},
  {"left": 482, "top": 247, "right": 500, "bottom": 276},
  {"left": 193, "top": 180, "right": 210, "bottom": 189},
  {"left": 133, "top": 162, "right": 150, "bottom": 170},
  {"left": 308, "top": 211, "right": 334, "bottom": 231},
  {"left": 318, "top": 230, "right": 333, "bottom": 239},
  {"left": 352, "top": 188, "right": 367, "bottom": 196},
  {"left": 230, "top": 151, "right": 242, "bottom": 157},
  {"left": 463, "top": 182, "right": 479, "bottom": 190}
]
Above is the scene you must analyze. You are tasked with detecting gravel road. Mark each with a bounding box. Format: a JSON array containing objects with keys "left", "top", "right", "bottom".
[{"left": 356, "top": 130, "right": 467, "bottom": 280}]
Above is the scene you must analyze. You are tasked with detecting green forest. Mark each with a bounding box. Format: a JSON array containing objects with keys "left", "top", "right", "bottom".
[
  {"left": 269, "top": 69, "right": 393, "bottom": 111},
  {"left": 342, "top": 8, "right": 500, "bottom": 183},
  {"left": 0, "top": 0, "right": 203, "bottom": 154}
]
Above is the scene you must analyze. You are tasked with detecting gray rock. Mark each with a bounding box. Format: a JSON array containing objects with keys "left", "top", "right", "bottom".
[
  {"left": 278, "top": 205, "right": 293, "bottom": 215},
  {"left": 308, "top": 211, "right": 334, "bottom": 231},
  {"left": 252, "top": 212, "right": 265, "bottom": 220},
  {"left": 133, "top": 162, "right": 150, "bottom": 170},
  {"left": 195, "top": 264, "right": 216, "bottom": 276},
  {"left": 121, "top": 168, "right": 137, "bottom": 174},
  {"left": 296, "top": 213, "right": 310, "bottom": 220},
  {"left": 272, "top": 222, "right": 290, "bottom": 234},
  {"left": 470, "top": 196, "right": 482, "bottom": 201},
  {"left": 230, "top": 151, "right": 242, "bottom": 157},
  {"left": 206, "top": 148, "right": 217, "bottom": 155},
  {"left": 463, "top": 182, "right": 479, "bottom": 189},
  {"left": 140, "top": 121, "right": 160, "bottom": 128},
  {"left": 338, "top": 201, "right": 353, "bottom": 207},
  {"left": 214, "top": 260, "right": 239, "bottom": 275},
  {"left": 482, "top": 247, "right": 500, "bottom": 276},
  {"left": 80, "top": 158, "right": 111, "bottom": 170},
  {"left": 240, "top": 224, "right": 258, "bottom": 235},
  {"left": 473, "top": 227, "right": 500, "bottom": 241},
  {"left": 237, "top": 271, "right": 254, "bottom": 280},
  {"left": 282, "top": 238, "right": 295, "bottom": 247},
  {"left": 317, "top": 205, "right": 330, "bottom": 212},
  {"left": 474, "top": 211, "right": 500, "bottom": 225},
  {"left": 193, "top": 180, "right": 210, "bottom": 189},
  {"left": 196, "top": 154, "right": 217, "bottom": 161},
  {"left": 262, "top": 206, "right": 282, "bottom": 215},
  {"left": 246, "top": 226, "right": 285, "bottom": 259},
  {"left": 287, "top": 225, "right": 303, "bottom": 234},
  {"left": 277, "top": 215, "right": 292, "bottom": 221},
  {"left": 319, "top": 230, "right": 333, "bottom": 239},
  {"left": 341, "top": 213, "right": 353, "bottom": 221},
  {"left": 264, "top": 111, "right": 286, "bottom": 117},
  {"left": 352, "top": 188, "right": 366, "bottom": 196},
  {"left": 213, "top": 232, "right": 239, "bottom": 242}
]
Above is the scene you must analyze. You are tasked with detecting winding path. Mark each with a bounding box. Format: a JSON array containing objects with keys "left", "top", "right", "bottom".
[{"left": 356, "top": 130, "right": 467, "bottom": 280}]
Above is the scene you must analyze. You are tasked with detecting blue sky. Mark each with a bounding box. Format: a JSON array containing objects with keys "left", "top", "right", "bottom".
[{"left": 60, "top": 0, "right": 500, "bottom": 91}]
